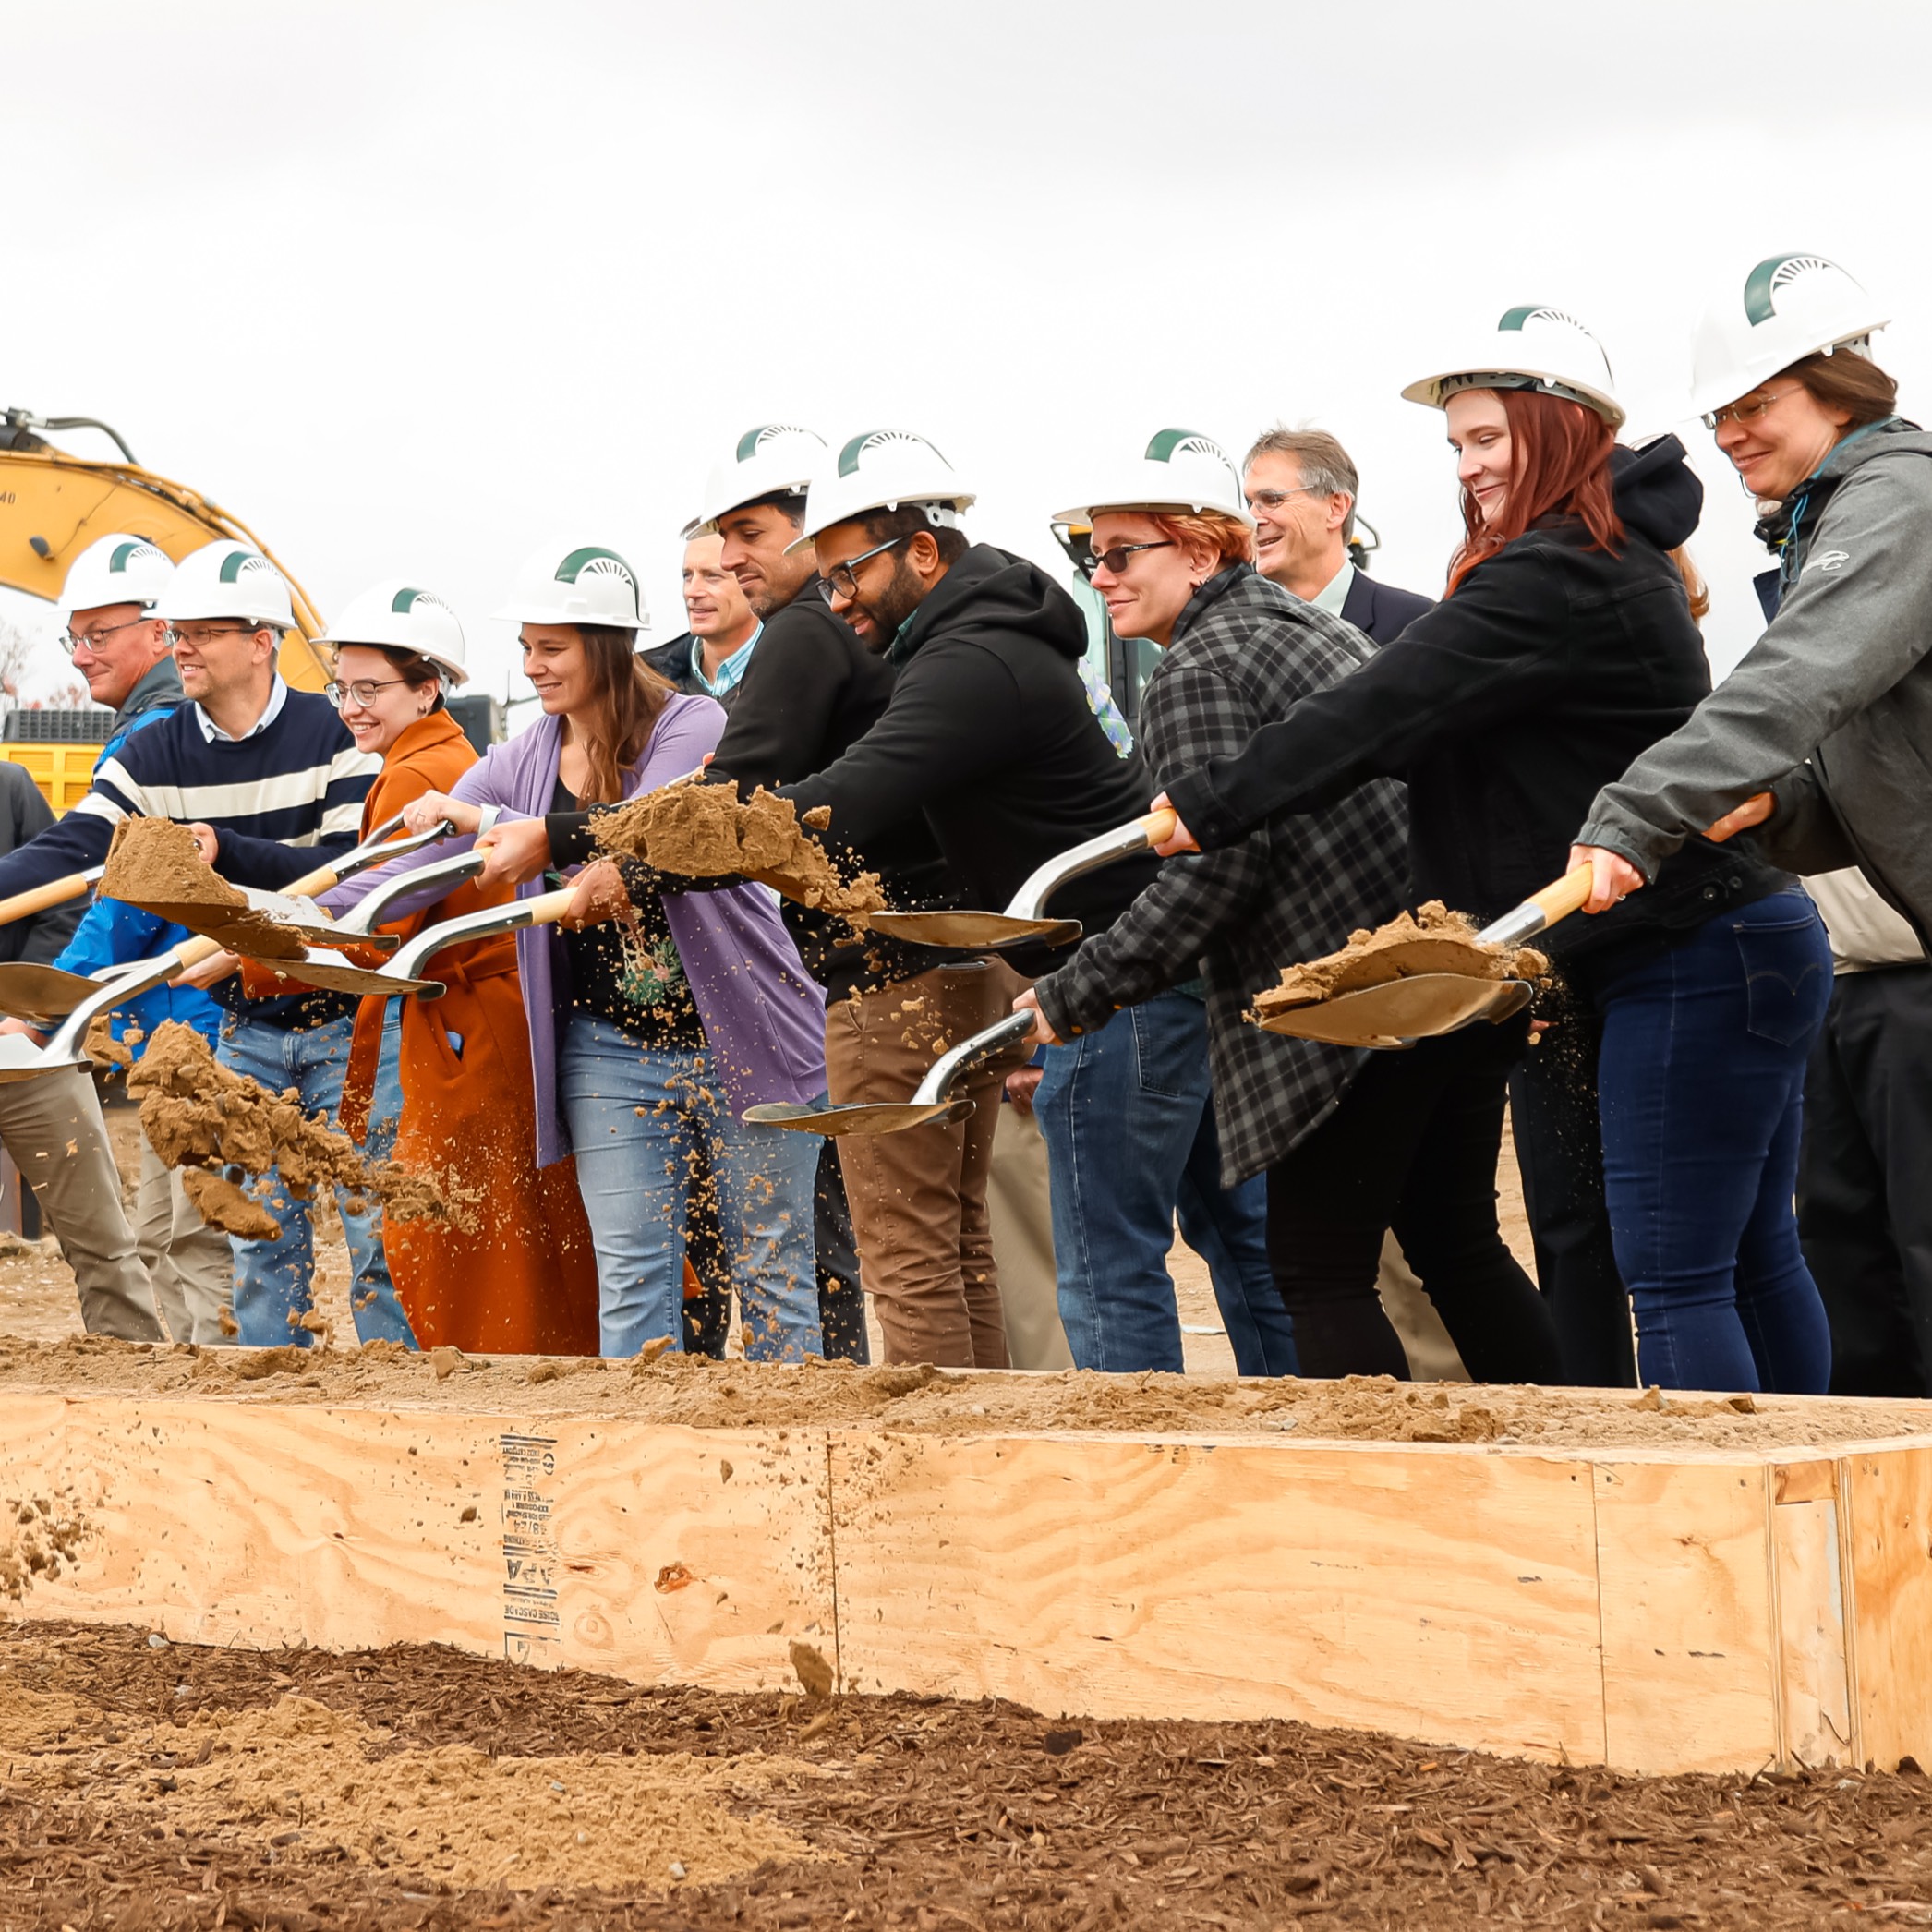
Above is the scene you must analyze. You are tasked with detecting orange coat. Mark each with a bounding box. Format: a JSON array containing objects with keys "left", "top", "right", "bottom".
[{"left": 344, "top": 712, "right": 599, "bottom": 1356}]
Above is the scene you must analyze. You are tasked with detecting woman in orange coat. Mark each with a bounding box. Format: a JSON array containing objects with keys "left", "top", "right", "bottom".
[{"left": 318, "top": 582, "right": 599, "bottom": 1354}]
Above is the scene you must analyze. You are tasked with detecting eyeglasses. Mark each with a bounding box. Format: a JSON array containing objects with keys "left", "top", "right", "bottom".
[
  {"left": 1245, "top": 486, "right": 1325, "bottom": 512},
  {"left": 1703, "top": 386, "right": 1797, "bottom": 431},
  {"left": 1080, "top": 540, "right": 1175, "bottom": 582},
  {"left": 815, "top": 534, "right": 910, "bottom": 603},
  {"left": 62, "top": 614, "right": 153, "bottom": 658},
  {"left": 324, "top": 677, "right": 409, "bottom": 710},
  {"left": 164, "top": 623, "right": 257, "bottom": 650}
]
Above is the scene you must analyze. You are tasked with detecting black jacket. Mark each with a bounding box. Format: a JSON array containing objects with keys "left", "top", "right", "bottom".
[
  {"left": 0, "top": 764, "right": 80, "bottom": 964},
  {"left": 711, "top": 583, "right": 954, "bottom": 998},
  {"left": 784, "top": 545, "right": 1160, "bottom": 978},
  {"left": 640, "top": 632, "right": 706, "bottom": 700},
  {"left": 1339, "top": 568, "right": 1435, "bottom": 644},
  {"left": 1165, "top": 437, "right": 1787, "bottom": 960}
]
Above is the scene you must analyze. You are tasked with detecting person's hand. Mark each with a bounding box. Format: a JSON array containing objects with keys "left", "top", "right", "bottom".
[
  {"left": 1004, "top": 1065, "right": 1044, "bottom": 1113},
  {"left": 1706, "top": 791, "right": 1775, "bottom": 843},
  {"left": 475, "top": 817, "right": 553, "bottom": 888},
  {"left": 1010, "top": 986, "right": 1061, "bottom": 1047},
  {"left": 0, "top": 1016, "right": 46, "bottom": 1046},
  {"left": 1148, "top": 791, "right": 1200, "bottom": 856},
  {"left": 401, "top": 791, "right": 480, "bottom": 837},
  {"left": 1567, "top": 844, "right": 1647, "bottom": 915},
  {"left": 177, "top": 948, "right": 240, "bottom": 990},
  {"left": 186, "top": 822, "right": 220, "bottom": 866},
  {"left": 560, "top": 859, "right": 636, "bottom": 930}
]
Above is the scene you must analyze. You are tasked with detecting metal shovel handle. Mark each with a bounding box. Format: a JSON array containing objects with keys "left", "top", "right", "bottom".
[
  {"left": 1475, "top": 865, "right": 1596, "bottom": 952},
  {"left": 910, "top": 1008, "right": 1039, "bottom": 1105},
  {"left": 385, "top": 887, "right": 577, "bottom": 980},
  {"left": 332, "top": 848, "right": 489, "bottom": 936},
  {"left": 1006, "top": 808, "right": 1177, "bottom": 921}
]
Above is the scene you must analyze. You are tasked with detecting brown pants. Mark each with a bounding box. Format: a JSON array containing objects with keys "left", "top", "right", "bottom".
[{"left": 825, "top": 960, "right": 1027, "bottom": 1368}]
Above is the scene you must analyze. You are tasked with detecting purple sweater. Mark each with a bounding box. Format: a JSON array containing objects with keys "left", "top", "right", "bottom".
[{"left": 324, "top": 694, "right": 827, "bottom": 1166}]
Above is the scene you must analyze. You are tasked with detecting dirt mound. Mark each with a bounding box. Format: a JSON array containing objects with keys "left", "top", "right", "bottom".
[
  {"left": 594, "top": 784, "right": 884, "bottom": 932},
  {"left": 1255, "top": 900, "right": 1549, "bottom": 1015},
  {"left": 99, "top": 816, "right": 309, "bottom": 960},
  {"left": 127, "top": 1020, "right": 474, "bottom": 1238}
]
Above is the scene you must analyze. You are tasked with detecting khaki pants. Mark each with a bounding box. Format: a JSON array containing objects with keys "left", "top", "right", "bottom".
[
  {"left": 986, "top": 1099, "right": 1073, "bottom": 1371},
  {"left": 0, "top": 1070, "right": 162, "bottom": 1342},
  {"left": 138, "top": 1129, "right": 234, "bottom": 1344},
  {"left": 825, "top": 961, "right": 1028, "bottom": 1368}
]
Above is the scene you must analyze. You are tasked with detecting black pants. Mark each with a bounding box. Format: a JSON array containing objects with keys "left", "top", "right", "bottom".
[
  {"left": 1265, "top": 1019, "right": 1564, "bottom": 1383},
  {"left": 1796, "top": 966, "right": 1932, "bottom": 1397},
  {"left": 683, "top": 1137, "right": 870, "bottom": 1361},
  {"left": 1507, "top": 977, "right": 1637, "bottom": 1388}
]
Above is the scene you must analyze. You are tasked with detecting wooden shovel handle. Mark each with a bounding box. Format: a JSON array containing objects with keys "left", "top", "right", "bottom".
[
  {"left": 0, "top": 872, "right": 94, "bottom": 926},
  {"left": 1527, "top": 865, "right": 1598, "bottom": 929},
  {"left": 1141, "top": 807, "right": 1178, "bottom": 848}
]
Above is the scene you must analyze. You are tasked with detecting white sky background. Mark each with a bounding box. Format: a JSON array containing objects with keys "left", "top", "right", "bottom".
[{"left": 7, "top": 0, "right": 1932, "bottom": 706}]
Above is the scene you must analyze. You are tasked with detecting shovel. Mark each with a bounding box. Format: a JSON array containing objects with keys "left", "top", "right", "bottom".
[
  {"left": 1253, "top": 866, "right": 1595, "bottom": 1050},
  {"left": 862, "top": 809, "right": 1177, "bottom": 951},
  {"left": 743, "top": 1008, "right": 1037, "bottom": 1136},
  {"left": 0, "top": 865, "right": 106, "bottom": 930}
]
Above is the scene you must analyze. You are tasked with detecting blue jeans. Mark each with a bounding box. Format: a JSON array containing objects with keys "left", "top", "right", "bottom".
[
  {"left": 559, "top": 1013, "right": 822, "bottom": 1360},
  {"left": 1035, "top": 989, "right": 1298, "bottom": 1375},
  {"left": 1596, "top": 889, "right": 1835, "bottom": 1393},
  {"left": 217, "top": 1010, "right": 416, "bottom": 1350}
]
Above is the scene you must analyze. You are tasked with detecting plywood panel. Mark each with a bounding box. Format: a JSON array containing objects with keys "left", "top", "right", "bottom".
[
  {"left": 829, "top": 1432, "right": 1606, "bottom": 1763},
  {"left": 1842, "top": 1445, "right": 1932, "bottom": 1770},
  {"left": 0, "top": 1397, "right": 833, "bottom": 1694},
  {"left": 1772, "top": 1496, "right": 1851, "bottom": 1767},
  {"left": 1595, "top": 1461, "right": 1777, "bottom": 1774}
]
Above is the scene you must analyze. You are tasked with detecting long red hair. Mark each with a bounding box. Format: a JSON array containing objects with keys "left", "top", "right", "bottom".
[{"left": 1446, "top": 388, "right": 1623, "bottom": 593}]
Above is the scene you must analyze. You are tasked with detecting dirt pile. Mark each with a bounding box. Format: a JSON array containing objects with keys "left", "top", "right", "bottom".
[
  {"left": 99, "top": 817, "right": 309, "bottom": 960},
  {"left": 594, "top": 783, "right": 885, "bottom": 930},
  {"left": 127, "top": 1020, "right": 474, "bottom": 1239},
  {"left": 1255, "top": 900, "right": 1549, "bottom": 1016}
]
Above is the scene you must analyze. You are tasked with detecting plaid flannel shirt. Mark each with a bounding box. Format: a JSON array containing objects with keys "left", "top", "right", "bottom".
[{"left": 1033, "top": 564, "right": 1411, "bottom": 1186}]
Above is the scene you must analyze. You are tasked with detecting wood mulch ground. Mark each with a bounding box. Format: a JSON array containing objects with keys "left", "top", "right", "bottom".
[{"left": 3, "top": 1620, "right": 1928, "bottom": 1929}]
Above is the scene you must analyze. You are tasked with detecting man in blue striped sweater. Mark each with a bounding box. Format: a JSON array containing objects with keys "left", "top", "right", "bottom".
[{"left": 0, "top": 541, "right": 388, "bottom": 1345}]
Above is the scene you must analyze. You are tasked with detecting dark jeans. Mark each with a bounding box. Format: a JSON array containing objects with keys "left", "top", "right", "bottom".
[
  {"left": 1797, "top": 964, "right": 1932, "bottom": 1396},
  {"left": 1595, "top": 888, "right": 1833, "bottom": 1394},
  {"left": 1265, "top": 1018, "right": 1563, "bottom": 1383},
  {"left": 1508, "top": 979, "right": 1636, "bottom": 1387}
]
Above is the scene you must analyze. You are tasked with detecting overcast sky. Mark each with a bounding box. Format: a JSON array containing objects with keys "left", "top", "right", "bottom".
[{"left": 8, "top": 0, "right": 1931, "bottom": 703}]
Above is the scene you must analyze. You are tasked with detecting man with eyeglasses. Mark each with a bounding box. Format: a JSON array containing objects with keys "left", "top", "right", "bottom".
[
  {"left": 1244, "top": 427, "right": 1434, "bottom": 645},
  {"left": 0, "top": 539, "right": 379, "bottom": 1342}
]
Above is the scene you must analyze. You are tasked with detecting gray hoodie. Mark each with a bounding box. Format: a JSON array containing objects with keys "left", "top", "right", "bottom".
[{"left": 1576, "top": 421, "right": 1932, "bottom": 941}]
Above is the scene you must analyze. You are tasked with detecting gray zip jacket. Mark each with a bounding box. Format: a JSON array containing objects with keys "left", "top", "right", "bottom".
[{"left": 1576, "top": 422, "right": 1932, "bottom": 939}]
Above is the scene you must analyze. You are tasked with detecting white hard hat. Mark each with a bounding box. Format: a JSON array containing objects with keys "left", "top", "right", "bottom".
[
  {"left": 495, "top": 537, "right": 649, "bottom": 633},
  {"left": 1690, "top": 252, "right": 1890, "bottom": 423},
  {"left": 155, "top": 539, "right": 299, "bottom": 629},
  {"left": 792, "top": 429, "right": 975, "bottom": 549},
  {"left": 1053, "top": 428, "right": 1255, "bottom": 530},
  {"left": 60, "top": 532, "right": 174, "bottom": 618},
  {"left": 1403, "top": 305, "right": 1624, "bottom": 429},
  {"left": 317, "top": 580, "right": 469, "bottom": 686},
  {"left": 682, "top": 424, "right": 827, "bottom": 539}
]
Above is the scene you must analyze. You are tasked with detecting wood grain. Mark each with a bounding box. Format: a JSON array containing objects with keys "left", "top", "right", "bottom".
[
  {"left": 1771, "top": 1494, "right": 1852, "bottom": 1768},
  {"left": 1842, "top": 1444, "right": 1932, "bottom": 1770}
]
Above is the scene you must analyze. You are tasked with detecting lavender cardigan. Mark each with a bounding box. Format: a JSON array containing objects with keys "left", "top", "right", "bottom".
[{"left": 323, "top": 694, "right": 827, "bottom": 1167}]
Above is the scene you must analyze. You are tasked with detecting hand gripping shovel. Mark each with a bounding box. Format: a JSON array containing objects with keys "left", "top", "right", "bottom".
[
  {"left": 743, "top": 1008, "right": 1037, "bottom": 1136},
  {"left": 1253, "top": 866, "right": 1595, "bottom": 1050},
  {"left": 862, "top": 808, "right": 1177, "bottom": 951}
]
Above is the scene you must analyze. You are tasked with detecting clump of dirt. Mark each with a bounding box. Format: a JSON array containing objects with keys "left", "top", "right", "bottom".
[
  {"left": 594, "top": 783, "right": 885, "bottom": 932},
  {"left": 100, "top": 817, "right": 308, "bottom": 960},
  {"left": 1255, "top": 900, "right": 1549, "bottom": 1015},
  {"left": 82, "top": 1013, "right": 132, "bottom": 1071},
  {"left": 127, "top": 1021, "right": 476, "bottom": 1236},
  {"left": 181, "top": 1169, "right": 281, "bottom": 1240},
  {"left": 0, "top": 1491, "right": 93, "bottom": 1602}
]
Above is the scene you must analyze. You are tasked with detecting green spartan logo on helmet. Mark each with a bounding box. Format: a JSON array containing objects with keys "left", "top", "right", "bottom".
[
  {"left": 108, "top": 540, "right": 165, "bottom": 574},
  {"left": 217, "top": 549, "right": 276, "bottom": 584},
  {"left": 837, "top": 429, "right": 944, "bottom": 477},
  {"left": 1496, "top": 304, "right": 1588, "bottom": 333},
  {"left": 552, "top": 546, "right": 638, "bottom": 594},
  {"left": 1143, "top": 429, "right": 1229, "bottom": 465},
  {"left": 390, "top": 587, "right": 453, "bottom": 614},
  {"left": 1743, "top": 254, "right": 1839, "bottom": 327},
  {"left": 734, "top": 423, "right": 815, "bottom": 462}
]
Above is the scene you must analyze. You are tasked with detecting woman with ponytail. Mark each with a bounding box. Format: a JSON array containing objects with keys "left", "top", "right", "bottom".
[{"left": 1155, "top": 310, "right": 1829, "bottom": 1396}]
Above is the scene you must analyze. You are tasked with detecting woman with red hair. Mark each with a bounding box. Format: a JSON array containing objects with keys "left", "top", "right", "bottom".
[{"left": 1155, "top": 309, "right": 1832, "bottom": 1395}]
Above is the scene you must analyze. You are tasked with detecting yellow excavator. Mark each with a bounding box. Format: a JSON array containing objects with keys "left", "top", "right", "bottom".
[{"left": 0, "top": 405, "right": 331, "bottom": 809}]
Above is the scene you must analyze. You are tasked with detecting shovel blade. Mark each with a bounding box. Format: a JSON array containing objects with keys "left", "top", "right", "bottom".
[
  {"left": 0, "top": 964, "right": 102, "bottom": 1023},
  {"left": 128, "top": 891, "right": 399, "bottom": 958},
  {"left": 0, "top": 1037, "right": 82, "bottom": 1083},
  {"left": 1253, "top": 973, "right": 1534, "bottom": 1048},
  {"left": 742, "top": 1098, "right": 975, "bottom": 1137},
  {"left": 232, "top": 949, "right": 445, "bottom": 1000},
  {"left": 863, "top": 911, "right": 1082, "bottom": 950}
]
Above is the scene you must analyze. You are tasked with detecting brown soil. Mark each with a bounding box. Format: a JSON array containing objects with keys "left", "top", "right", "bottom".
[
  {"left": 4, "top": 1618, "right": 1928, "bottom": 1930},
  {"left": 1256, "top": 900, "right": 1549, "bottom": 1014},
  {"left": 594, "top": 784, "right": 885, "bottom": 931},
  {"left": 179, "top": 1169, "right": 281, "bottom": 1241},
  {"left": 99, "top": 817, "right": 309, "bottom": 961},
  {"left": 128, "top": 1021, "right": 473, "bottom": 1236},
  {"left": 80, "top": 1014, "right": 131, "bottom": 1071}
]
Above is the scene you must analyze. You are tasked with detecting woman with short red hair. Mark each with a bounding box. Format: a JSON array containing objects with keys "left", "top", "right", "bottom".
[{"left": 1157, "top": 309, "right": 1832, "bottom": 1395}]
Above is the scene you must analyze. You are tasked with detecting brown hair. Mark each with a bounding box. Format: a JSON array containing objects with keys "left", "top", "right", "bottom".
[
  {"left": 371, "top": 645, "right": 448, "bottom": 714},
  {"left": 1150, "top": 509, "right": 1256, "bottom": 568},
  {"left": 1669, "top": 548, "right": 1710, "bottom": 626},
  {"left": 1447, "top": 389, "right": 1623, "bottom": 594},
  {"left": 1783, "top": 347, "right": 1899, "bottom": 429},
  {"left": 571, "top": 625, "right": 673, "bottom": 803},
  {"left": 1243, "top": 426, "right": 1360, "bottom": 537}
]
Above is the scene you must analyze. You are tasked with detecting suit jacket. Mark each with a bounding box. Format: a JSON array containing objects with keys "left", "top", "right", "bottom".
[{"left": 1339, "top": 568, "right": 1435, "bottom": 645}]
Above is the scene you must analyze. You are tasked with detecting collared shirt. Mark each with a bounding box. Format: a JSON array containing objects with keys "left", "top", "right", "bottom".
[
  {"left": 195, "top": 674, "right": 288, "bottom": 743},
  {"left": 1310, "top": 560, "right": 1356, "bottom": 618},
  {"left": 688, "top": 623, "right": 761, "bottom": 700}
]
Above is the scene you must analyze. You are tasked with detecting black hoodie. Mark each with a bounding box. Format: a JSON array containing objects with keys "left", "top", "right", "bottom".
[
  {"left": 1165, "top": 436, "right": 1787, "bottom": 958},
  {"left": 784, "top": 545, "right": 1159, "bottom": 975}
]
